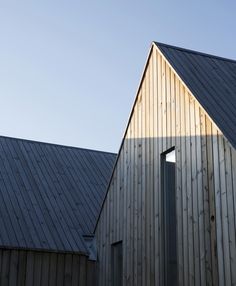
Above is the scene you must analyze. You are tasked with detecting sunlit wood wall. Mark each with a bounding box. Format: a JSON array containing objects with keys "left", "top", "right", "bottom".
[{"left": 95, "top": 45, "right": 236, "bottom": 286}]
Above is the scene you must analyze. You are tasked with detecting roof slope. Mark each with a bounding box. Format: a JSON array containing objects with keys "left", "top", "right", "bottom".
[
  {"left": 0, "top": 136, "right": 116, "bottom": 254},
  {"left": 155, "top": 42, "right": 236, "bottom": 148}
]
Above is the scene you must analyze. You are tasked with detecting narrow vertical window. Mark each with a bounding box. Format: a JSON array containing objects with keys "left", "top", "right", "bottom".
[
  {"left": 162, "top": 148, "right": 178, "bottom": 286},
  {"left": 111, "top": 241, "right": 123, "bottom": 286}
]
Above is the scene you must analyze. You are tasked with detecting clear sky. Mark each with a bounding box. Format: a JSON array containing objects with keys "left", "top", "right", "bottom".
[{"left": 0, "top": 1, "right": 235, "bottom": 153}]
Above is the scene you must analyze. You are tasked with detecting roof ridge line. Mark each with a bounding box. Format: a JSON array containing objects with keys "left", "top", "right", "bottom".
[
  {"left": 154, "top": 41, "right": 236, "bottom": 64},
  {"left": 0, "top": 135, "right": 117, "bottom": 155}
]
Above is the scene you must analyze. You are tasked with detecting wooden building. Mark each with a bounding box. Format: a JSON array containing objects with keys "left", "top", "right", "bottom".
[
  {"left": 1, "top": 42, "right": 235, "bottom": 286},
  {"left": 0, "top": 136, "right": 116, "bottom": 286},
  {"left": 95, "top": 42, "right": 236, "bottom": 286}
]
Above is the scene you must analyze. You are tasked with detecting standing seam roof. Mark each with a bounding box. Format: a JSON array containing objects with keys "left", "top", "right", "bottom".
[
  {"left": 155, "top": 42, "right": 236, "bottom": 149},
  {"left": 0, "top": 136, "right": 116, "bottom": 254}
]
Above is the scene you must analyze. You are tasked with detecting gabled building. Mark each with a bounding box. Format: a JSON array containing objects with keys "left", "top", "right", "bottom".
[
  {"left": 1, "top": 42, "right": 235, "bottom": 286},
  {"left": 95, "top": 42, "right": 236, "bottom": 286},
  {"left": 0, "top": 136, "right": 116, "bottom": 286}
]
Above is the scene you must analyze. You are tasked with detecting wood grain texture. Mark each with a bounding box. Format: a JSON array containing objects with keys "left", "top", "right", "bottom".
[
  {"left": 0, "top": 248, "right": 94, "bottom": 286},
  {"left": 95, "top": 45, "right": 236, "bottom": 285}
]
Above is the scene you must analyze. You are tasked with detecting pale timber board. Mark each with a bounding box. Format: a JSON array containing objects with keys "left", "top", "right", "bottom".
[
  {"left": 115, "top": 159, "right": 119, "bottom": 245},
  {"left": 157, "top": 50, "right": 164, "bottom": 286},
  {"left": 212, "top": 127, "right": 224, "bottom": 285},
  {"left": 127, "top": 125, "right": 132, "bottom": 285},
  {"left": 166, "top": 62, "right": 171, "bottom": 149},
  {"left": 101, "top": 182, "right": 106, "bottom": 286},
  {"left": 206, "top": 119, "right": 218, "bottom": 286},
  {"left": 200, "top": 110, "right": 213, "bottom": 285},
  {"left": 218, "top": 135, "right": 231, "bottom": 285},
  {"left": 141, "top": 70, "right": 146, "bottom": 286},
  {"left": 225, "top": 142, "right": 236, "bottom": 285},
  {"left": 106, "top": 177, "right": 111, "bottom": 285},
  {"left": 153, "top": 48, "right": 160, "bottom": 286},
  {"left": 145, "top": 59, "right": 151, "bottom": 286},
  {"left": 123, "top": 138, "right": 128, "bottom": 285},
  {"left": 137, "top": 90, "right": 143, "bottom": 286},
  {"left": 119, "top": 144, "right": 124, "bottom": 242},
  {"left": 175, "top": 74, "right": 184, "bottom": 285},
  {"left": 130, "top": 106, "right": 135, "bottom": 285},
  {"left": 195, "top": 103, "right": 205, "bottom": 285},
  {"left": 185, "top": 89, "right": 195, "bottom": 284},
  {"left": 179, "top": 79, "right": 189, "bottom": 286},
  {"left": 190, "top": 95, "right": 201, "bottom": 285},
  {"left": 133, "top": 102, "right": 138, "bottom": 286},
  {"left": 95, "top": 46, "right": 236, "bottom": 286},
  {"left": 161, "top": 56, "right": 167, "bottom": 152},
  {"left": 149, "top": 52, "right": 155, "bottom": 285}
]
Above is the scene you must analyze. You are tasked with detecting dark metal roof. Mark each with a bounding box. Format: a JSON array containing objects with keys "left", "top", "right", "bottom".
[
  {"left": 155, "top": 42, "right": 236, "bottom": 149},
  {"left": 0, "top": 136, "right": 116, "bottom": 254}
]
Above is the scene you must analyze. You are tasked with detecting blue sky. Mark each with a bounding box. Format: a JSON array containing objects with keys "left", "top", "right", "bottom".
[{"left": 0, "top": 1, "right": 235, "bottom": 153}]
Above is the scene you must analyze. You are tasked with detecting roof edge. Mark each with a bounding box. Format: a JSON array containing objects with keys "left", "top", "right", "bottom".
[
  {"left": 153, "top": 42, "right": 236, "bottom": 150},
  {"left": 94, "top": 43, "right": 155, "bottom": 232},
  {"left": 0, "top": 135, "right": 117, "bottom": 156},
  {"left": 0, "top": 244, "right": 89, "bottom": 256},
  {"left": 154, "top": 41, "right": 236, "bottom": 64}
]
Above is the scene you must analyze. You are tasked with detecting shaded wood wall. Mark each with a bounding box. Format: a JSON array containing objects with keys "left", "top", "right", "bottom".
[
  {"left": 95, "top": 46, "right": 236, "bottom": 285},
  {"left": 0, "top": 248, "right": 95, "bottom": 286}
]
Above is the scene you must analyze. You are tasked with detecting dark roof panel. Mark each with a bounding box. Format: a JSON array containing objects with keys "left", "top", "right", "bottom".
[
  {"left": 155, "top": 42, "right": 236, "bottom": 148},
  {"left": 0, "top": 136, "right": 116, "bottom": 254}
]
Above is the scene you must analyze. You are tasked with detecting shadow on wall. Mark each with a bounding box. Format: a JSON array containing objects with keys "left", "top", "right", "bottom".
[{"left": 95, "top": 134, "right": 236, "bottom": 286}]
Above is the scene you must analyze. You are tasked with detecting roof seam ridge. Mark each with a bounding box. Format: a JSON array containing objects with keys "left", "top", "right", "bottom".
[
  {"left": 154, "top": 41, "right": 236, "bottom": 63},
  {"left": 0, "top": 135, "right": 117, "bottom": 155}
]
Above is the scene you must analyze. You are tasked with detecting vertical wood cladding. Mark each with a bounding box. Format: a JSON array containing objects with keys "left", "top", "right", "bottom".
[
  {"left": 0, "top": 249, "right": 95, "bottom": 286},
  {"left": 95, "top": 46, "right": 236, "bottom": 285}
]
